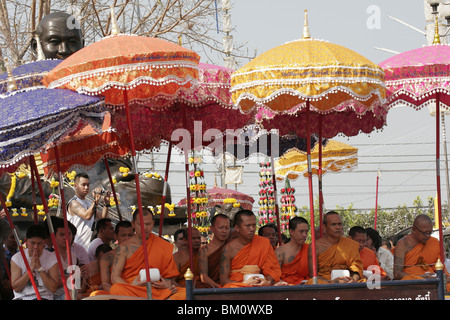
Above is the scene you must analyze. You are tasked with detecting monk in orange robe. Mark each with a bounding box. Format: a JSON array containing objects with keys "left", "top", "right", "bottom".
[
  {"left": 174, "top": 228, "right": 202, "bottom": 287},
  {"left": 110, "top": 208, "right": 185, "bottom": 299},
  {"left": 198, "top": 214, "right": 231, "bottom": 288},
  {"left": 220, "top": 210, "right": 281, "bottom": 288},
  {"left": 275, "top": 217, "right": 310, "bottom": 285},
  {"left": 307, "top": 212, "right": 363, "bottom": 284},
  {"left": 349, "top": 226, "right": 387, "bottom": 280},
  {"left": 394, "top": 214, "right": 450, "bottom": 291}
]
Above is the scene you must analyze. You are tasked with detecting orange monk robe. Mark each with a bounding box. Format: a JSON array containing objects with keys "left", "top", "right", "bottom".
[
  {"left": 400, "top": 237, "right": 450, "bottom": 291},
  {"left": 176, "top": 252, "right": 200, "bottom": 287},
  {"left": 360, "top": 247, "right": 386, "bottom": 278},
  {"left": 280, "top": 243, "right": 309, "bottom": 285},
  {"left": 110, "top": 234, "right": 186, "bottom": 300},
  {"left": 307, "top": 237, "right": 363, "bottom": 284},
  {"left": 223, "top": 235, "right": 281, "bottom": 288}
]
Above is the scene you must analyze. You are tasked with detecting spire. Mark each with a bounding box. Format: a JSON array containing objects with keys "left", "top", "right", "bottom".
[
  {"left": 35, "top": 35, "right": 46, "bottom": 61},
  {"left": 302, "top": 9, "right": 311, "bottom": 39},
  {"left": 4, "top": 58, "right": 17, "bottom": 92},
  {"left": 110, "top": 5, "right": 120, "bottom": 36},
  {"left": 433, "top": 15, "right": 441, "bottom": 44}
]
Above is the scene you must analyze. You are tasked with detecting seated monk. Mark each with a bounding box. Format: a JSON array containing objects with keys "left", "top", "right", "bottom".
[
  {"left": 219, "top": 210, "right": 281, "bottom": 288},
  {"left": 88, "top": 220, "right": 134, "bottom": 297},
  {"left": 394, "top": 214, "right": 450, "bottom": 291},
  {"left": 109, "top": 208, "right": 185, "bottom": 299},
  {"left": 173, "top": 228, "right": 202, "bottom": 287},
  {"left": 349, "top": 226, "right": 388, "bottom": 280},
  {"left": 307, "top": 211, "right": 363, "bottom": 284},
  {"left": 274, "top": 217, "right": 310, "bottom": 286},
  {"left": 198, "top": 214, "right": 232, "bottom": 288}
]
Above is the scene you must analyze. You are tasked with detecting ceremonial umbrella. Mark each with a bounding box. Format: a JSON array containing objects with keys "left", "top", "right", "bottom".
[
  {"left": 0, "top": 59, "right": 62, "bottom": 93},
  {"left": 275, "top": 139, "right": 357, "bottom": 236},
  {"left": 42, "top": 7, "right": 250, "bottom": 297},
  {"left": 274, "top": 140, "right": 358, "bottom": 180},
  {"left": 230, "top": 10, "right": 387, "bottom": 282},
  {"left": 178, "top": 186, "right": 255, "bottom": 211},
  {"left": 0, "top": 71, "right": 106, "bottom": 300},
  {"left": 378, "top": 21, "right": 450, "bottom": 263}
]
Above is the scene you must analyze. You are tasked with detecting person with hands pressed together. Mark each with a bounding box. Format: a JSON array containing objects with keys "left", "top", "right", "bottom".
[
  {"left": 67, "top": 173, "right": 110, "bottom": 249},
  {"left": 10, "top": 224, "right": 59, "bottom": 300}
]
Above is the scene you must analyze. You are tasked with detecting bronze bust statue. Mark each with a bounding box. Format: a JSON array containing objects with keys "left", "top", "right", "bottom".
[{"left": 31, "top": 11, "right": 84, "bottom": 60}]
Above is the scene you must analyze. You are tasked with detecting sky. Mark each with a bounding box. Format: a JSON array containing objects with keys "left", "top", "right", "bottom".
[{"left": 138, "top": 0, "right": 450, "bottom": 214}]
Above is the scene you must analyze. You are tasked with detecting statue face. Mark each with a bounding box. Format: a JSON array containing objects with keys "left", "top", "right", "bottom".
[{"left": 38, "top": 17, "right": 84, "bottom": 59}]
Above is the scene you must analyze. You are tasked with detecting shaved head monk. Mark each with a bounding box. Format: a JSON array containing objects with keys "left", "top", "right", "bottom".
[
  {"left": 394, "top": 214, "right": 450, "bottom": 290},
  {"left": 219, "top": 210, "right": 281, "bottom": 288},
  {"left": 198, "top": 214, "right": 231, "bottom": 288},
  {"left": 307, "top": 211, "right": 363, "bottom": 284},
  {"left": 109, "top": 208, "right": 185, "bottom": 299},
  {"left": 173, "top": 227, "right": 202, "bottom": 287},
  {"left": 274, "top": 216, "right": 310, "bottom": 285}
]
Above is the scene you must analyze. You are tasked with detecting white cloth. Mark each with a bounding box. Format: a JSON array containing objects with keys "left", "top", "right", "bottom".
[
  {"left": 87, "top": 238, "right": 104, "bottom": 262},
  {"left": 67, "top": 196, "right": 94, "bottom": 249},
  {"left": 53, "top": 250, "right": 78, "bottom": 300},
  {"left": 72, "top": 242, "right": 90, "bottom": 265},
  {"left": 377, "top": 246, "right": 394, "bottom": 279},
  {"left": 11, "top": 249, "right": 57, "bottom": 300}
]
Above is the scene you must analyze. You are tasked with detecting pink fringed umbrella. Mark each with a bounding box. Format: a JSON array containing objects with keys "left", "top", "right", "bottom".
[
  {"left": 379, "top": 27, "right": 450, "bottom": 263},
  {"left": 111, "top": 62, "right": 252, "bottom": 270}
]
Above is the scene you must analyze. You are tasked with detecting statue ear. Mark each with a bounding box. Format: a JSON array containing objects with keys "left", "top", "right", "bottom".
[{"left": 31, "top": 37, "right": 37, "bottom": 54}]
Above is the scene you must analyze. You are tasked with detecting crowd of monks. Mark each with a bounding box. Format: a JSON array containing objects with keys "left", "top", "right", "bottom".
[{"left": 80, "top": 209, "right": 449, "bottom": 300}]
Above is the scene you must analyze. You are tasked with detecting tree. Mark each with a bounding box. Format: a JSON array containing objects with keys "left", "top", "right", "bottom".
[{"left": 0, "top": 0, "right": 251, "bottom": 68}]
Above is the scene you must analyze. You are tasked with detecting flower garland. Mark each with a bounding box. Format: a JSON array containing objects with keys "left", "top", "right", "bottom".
[
  {"left": 257, "top": 161, "right": 276, "bottom": 226},
  {"left": 66, "top": 170, "right": 77, "bottom": 186},
  {"left": 7, "top": 172, "right": 30, "bottom": 218},
  {"left": 280, "top": 178, "right": 297, "bottom": 232},
  {"left": 48, "top": 177, "right": 60, "bottom": 209},
  {"left": 223, "top": 198, "right": 241, "bottom": 208},
  {"left": 188, "top": 151, "right": 210, "bottom": 234}
]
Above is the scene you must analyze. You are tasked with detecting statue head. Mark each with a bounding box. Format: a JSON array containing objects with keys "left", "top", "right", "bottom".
[{"left": 32, "top": 11, "right": 84, "bottom": 60}]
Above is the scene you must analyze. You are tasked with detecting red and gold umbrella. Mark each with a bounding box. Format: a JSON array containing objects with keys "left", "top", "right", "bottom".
[{"left": 43, "top": 7, "right": 201, "bottom": 298}]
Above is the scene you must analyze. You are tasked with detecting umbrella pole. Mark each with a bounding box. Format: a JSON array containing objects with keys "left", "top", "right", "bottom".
[
  {"left": 435, "top": 93, "right": 445, "bottom": 263},
  {"left": 269, "top": 134, "right": 282, "bottom": 246},
  {"left": 29, "top": 155, "right": 72, "bottom": 300},
  {"left": 103, "top": 157, "right": 122, "bottom": 221},
  {"left": 306, "top": 100, "right": 318, "bottom": 283},
  {"left": 375, "top": 175, "right": 379, "bottom": 230},
  {"left": 54, "top": 146, "right": 76, "bottom": 297},
  {"left": 181, "top": 104, "right": 194, "bottom": 272},
  {"left": 318, "top": 115, "right": 323, "bottom": 238},
  {"left": 0, "top": 192, "right": 42, "bottom": 300},
  {"left": 159, "top": 141, "right": 173, "bottom": 237},
  {"left": 122, "top": 90, "right": 152, "bottom": 300},
  {"left": 54, "top": 146, "right": 74, "bottom": 269},
  {"left": 30, "top": 169, "right": 38, "bottom": 225}
]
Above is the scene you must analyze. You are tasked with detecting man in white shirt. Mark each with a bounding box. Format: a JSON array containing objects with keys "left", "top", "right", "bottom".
[
  {"left": 87, "top": 218, "right": 115, "bottom": 262},
  {"left": 67, "top": 173, "right": 110, "bottom": 249},
  {"left": 10, "top": 224, "right": 59, "bottom": 300}
]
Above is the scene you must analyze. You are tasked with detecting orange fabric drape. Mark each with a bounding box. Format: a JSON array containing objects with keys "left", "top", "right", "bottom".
[
  {"left": 110, "top": 234, "right": 185, "bottom": 300},
  {"left": 223, "top": 235, "right": 281, "bottom": 288},
  {"left": 280, "top": 243, "right": 309, "bottom": 285},
  {"left": 400, "top": 237, "right": 449, "bottom": 291},
  {"left": 360, "top": 247, "right": 386, "bottom": 278}
]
